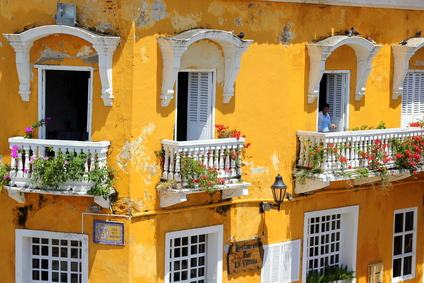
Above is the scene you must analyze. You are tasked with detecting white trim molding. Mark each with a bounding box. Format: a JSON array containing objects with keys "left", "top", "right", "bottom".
[
  {"left": 157, "top": 29, "right": 252, "bottom": 106},
  {"left": 3, "top": 25, "right": 120, "bottom": 106},
  {"left": 307, "top": 35, "right": 381, "bottom": 103},
  {"left": 302, "top": 205, "right": 359, "bottom": 283},
  {"left": 392, "top": 38, "right": 424, "bottom": 99},
  {"left": 15, "top": 229, "right": 89, "bottom": 283},
  {"left": 266, "top": 0, "right": 424, "bottom": 10},
  {"left": 164, "top": 224, "right": 223, "bottom": 283}
]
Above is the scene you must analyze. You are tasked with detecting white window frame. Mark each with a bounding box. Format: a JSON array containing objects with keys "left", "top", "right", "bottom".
[
  {"left": 392, "top": 207, "right": 417, "bottom": 282},
  {"left": 261, "top": 239, "right": 301, "bottom": 283},
  {"left": 302, "top": 205, "right": 359, "bottom": 283},
  {"left": 316, "top": 70, "right": 350, "bottom": 132},
  {"left": 174, "top": 69, "right": 217, "bottom": 141},
  {"left": 35, "top": 65, "right": 94, "bottom": 140},
  {"left": 164, "top": 224, "right": 223, "bottom": 283},
  {"left": 15, "top": 229, "right": 89, "bottom": 283},
  {"left": 401, "top": 70, "right": 424, "bottom": 128}
]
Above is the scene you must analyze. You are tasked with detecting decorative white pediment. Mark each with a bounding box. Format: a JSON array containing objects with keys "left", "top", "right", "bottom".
[
  {"left": 4, "top": 25, "right": 120, "bottom": 106},
  {"left": 307, "top": 35, "right": 381, "bottom": 103},
  {"left": 157, "top": 29, "right": 252, "bottom": 107},
  {"left": 392, "top": 38, "right": 424, "bottom": 99}
]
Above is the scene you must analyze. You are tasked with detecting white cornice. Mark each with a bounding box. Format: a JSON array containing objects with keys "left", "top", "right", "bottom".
[
  {"left": 157, "top": 29, "right": 252, "bottom": 107},
  {"left": 307, "top": 35, "right": 381, "bottom": 103},
  {"left": 266, "top": 0, "right": 424, "bottom": 10},
  {"left": 4, "top": 25, "right": 120, "bottom": 106}
]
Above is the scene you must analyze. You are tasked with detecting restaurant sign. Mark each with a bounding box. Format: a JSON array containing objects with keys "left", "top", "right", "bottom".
[
  {"left": 93, "top": 220, "right": 125, "bottom": 246},
  {"left": 227, "top": 238, "right": 263, "bottom": 274}
]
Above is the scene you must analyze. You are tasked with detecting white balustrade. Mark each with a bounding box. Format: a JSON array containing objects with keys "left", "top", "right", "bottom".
[
  {"left": 297, "top": 127, "right": 424, "bottom": 172},
  {"left": 8, "top": 137, "right": 110, "bottom": 189},
  {"left": 161, "top": 138, "right": 245, "bottom": 182}
]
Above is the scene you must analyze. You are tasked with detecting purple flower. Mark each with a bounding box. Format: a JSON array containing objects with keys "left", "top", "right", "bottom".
[
  {"left": 23, "top": 169, "right": 29, "bottom": 174},
  {"left": 3, "top": 175, "right": 10, "bottom": 181},
  {"left": 45, "top": 116, "right": 52, "bottom": 122},
  {"left": 25, "top": 127, "right": 33, "bottom": 134},
  {"left": 11, "top": 145, "right": 19, "bottom": 159},
  {"left": 43, "top": 156, "right": 49, "bottom": 160}
]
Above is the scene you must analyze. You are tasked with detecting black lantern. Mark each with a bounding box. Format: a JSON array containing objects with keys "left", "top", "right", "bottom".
[{"left": 260, "top": 174, "right": 288, "bottom": 212}]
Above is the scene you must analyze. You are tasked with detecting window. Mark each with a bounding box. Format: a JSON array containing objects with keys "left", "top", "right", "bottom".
[
  {"left": 318, "top": 72, "right": 349, "bottom": 132},
  {"left": 16, "top": 229, "right": 88, "bottom": 283},
  {"left": 401, "top": 72, "right": 424, "bottom": 127},
  {"left": 37, "top": 66, "right": 93, "bottom": 141},
  {"left": 261, "top": 240, "right": 301, "bottom": 283},
  {"left": 165, "top": 225, "right": 223, "bottom": 283},
  {"left": 392, "top": 208, "right": 417, "bottom": 282},
  {"left": 302, "top": 206, "right": 358, "bottom": 283},
  {"left": 176, "top": 71, "right": 215, "bottom": 141}
]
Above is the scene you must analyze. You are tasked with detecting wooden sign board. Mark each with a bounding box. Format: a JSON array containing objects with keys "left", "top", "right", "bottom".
[
  {"left": 93, "top": 220, "right": 125, "bottom": 246},
  {"left": 227, "top": 238, "right": 263, "bottom": 274}
]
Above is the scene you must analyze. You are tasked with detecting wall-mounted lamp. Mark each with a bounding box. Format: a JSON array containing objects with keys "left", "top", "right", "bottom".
[{"left": 260, "top": 174, "right": 288, "bottom": 212}]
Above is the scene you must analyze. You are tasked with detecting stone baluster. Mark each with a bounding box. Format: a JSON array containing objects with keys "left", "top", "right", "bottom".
[
  {"left": 162, "top": 146, "right": 170, "bottom": 180},
  {"left": 168, "top": 147, "right": 175, "bottom": 180},
  {"left": 175, "top": 150, "right": 181, "bottom": 182}
]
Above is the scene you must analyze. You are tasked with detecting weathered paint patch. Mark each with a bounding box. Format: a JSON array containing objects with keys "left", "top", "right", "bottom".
[
  {"left": 250, "top": 166, "right": 267, "bottom": 175},
  {"left": 117, "top": 123, "right": 159, "bottom": 184},
  {"left": 271, "top": 152, "right": 280, "bottom": 171},
  {"left": 140, "top": 46, "right": 149, "bottom": 63},
  {"left": 279, "top": 23, "right": 295, "bottom": 44},
  {"left": 136, "top": 0, "right": 167, "bottom": 28},
  {"left": 36, "top": 47, "right": 69, "bottom": 64},
  {"left": 171, "top": 11, "right": 201, "bottom": 31}
]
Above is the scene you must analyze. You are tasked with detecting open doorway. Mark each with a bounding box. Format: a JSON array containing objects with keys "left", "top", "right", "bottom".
[
  {"left": 39, "top": 69, "right": 92, "bottom": 141},
  {"left": 175, "top": 71, "right": 215, "bottom": 141},
  {"left": 317, "top": 72, "right": 349, "bottom": 132}
]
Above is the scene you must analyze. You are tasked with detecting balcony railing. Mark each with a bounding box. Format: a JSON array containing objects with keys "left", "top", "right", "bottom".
[
  {"left": 8, "top": 137, "right": 110, "bottom": 191},
  {"left": 161, "top": 138, "right": 245, "bottom": 182},
  {"left": 297, "top": 127, "right": 424, "bottom": 177}
]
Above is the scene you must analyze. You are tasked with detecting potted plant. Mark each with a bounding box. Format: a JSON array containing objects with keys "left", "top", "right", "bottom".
[{"left": 306, "top": 265, "right": 355, "bottom": 283}]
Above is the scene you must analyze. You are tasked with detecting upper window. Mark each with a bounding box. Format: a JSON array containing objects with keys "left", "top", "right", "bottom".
[
  {"left": 164, "top": 225, "right": 223, "bottom": 283},
  {"left": 38, "top": 67, "right": 93, "bottom": 141},
  {"left": 176, "top": 71, "right": 215, "bottom": 141},
  {"left": 401, "top": 72, "right": 424, "bottom": 127},
  {"left": 392, "top": 208, "right": 417, "bottom": 282},
  {"left": 15, "top": 229, "right": 88, "bottom": 283},
  {"left": 302, "top": 206, "right": 358, "bottom": 283}
]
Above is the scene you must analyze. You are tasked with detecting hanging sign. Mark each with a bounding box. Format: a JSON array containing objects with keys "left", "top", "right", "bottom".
[
  {"left": 93, "top": 220, "right": 125, "bottom": 246},
  {"left": 227, "top": 238, "right": 263, "bottom": 274}
]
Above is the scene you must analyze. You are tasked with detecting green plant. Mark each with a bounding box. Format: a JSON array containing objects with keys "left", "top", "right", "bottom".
[
  {"left": 306, "top": 265, "right": 355, "bottom": 283},
  {"left": 32, "top": 153, "right": 68, "bottom": 188},
  {"left": 180, "top": 156, "right": 224, "bottom": 192},
  {"left": 354, "top": 167, "right": 369, "bottom": 178},
  {"left": 157, "top": 180, "right": 178, "bottom": 190},
  {"left": 392, "top": 136, "right": 424, "bottom": 173},
  {"left": 0, "top": 163, "right": 11, "bottom": 187},
  {"left": 88, "top": 166, "right": 114, "bottom": 198}
]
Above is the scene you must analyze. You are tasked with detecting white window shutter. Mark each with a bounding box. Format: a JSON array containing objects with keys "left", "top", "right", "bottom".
[
  {"left": 187, "top": 72, "right": 213, "bottom": 140},
  {"left": 402, "top": 72, "right": 424, "bottom": 127},
  {"left": 326, "top": 73, "right": 345, "bottom": 130},
  {"left": 261, "top": 240, "right": 301, "bottom": 283}
]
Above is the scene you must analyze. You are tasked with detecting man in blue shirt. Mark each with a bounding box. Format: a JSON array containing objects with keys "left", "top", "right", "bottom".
[{"left": 318, "top": 103, "right": 337, "bottom": 132}]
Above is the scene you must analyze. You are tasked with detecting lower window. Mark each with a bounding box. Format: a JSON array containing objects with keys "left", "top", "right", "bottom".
[
  {"left": 302, "top": 206, "right": 358, "bottom": 283},
  {"left": 392, "top": 208, "right": 417, "bottom": 282},
  {"left": 16, "top": 229, "right": 88, "bottom": 283},
  {"left": 164, "top": 225, "right": 223, "bottom": 283}
]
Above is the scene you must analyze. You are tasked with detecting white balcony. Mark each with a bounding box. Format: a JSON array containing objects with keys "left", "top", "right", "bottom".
[
  {"left": 159, "top": 138, "right": 250, "bottom": 207},
  {"left": 296, "top": 127, "right": 424, "bottom": 193},
  {"left": 5, "top": 137, "right": 111, "bottom": 208}
]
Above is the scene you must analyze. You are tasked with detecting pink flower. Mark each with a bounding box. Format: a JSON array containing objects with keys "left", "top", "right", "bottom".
[
  {"left": 11, "top": 145, "right": 19, "bottom": 159},
  {"left": 25, "top": 127, "right": 33, "bottom": 134},
  {"left": 23, "top": 169, "right": 29, "bottom": 174}
]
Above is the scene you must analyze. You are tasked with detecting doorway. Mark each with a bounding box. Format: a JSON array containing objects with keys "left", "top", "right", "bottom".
[
  {"left": 318, "top": 72, "right": 349, "bottom": 132},
  {"left": 39, "top": 68, "right": 92, "bottom": 141},
  {"left": 401, "top": 71, "right": 424, "bottom": 127},
  {"left": 176, "top": 71, "right": 215, "bottom": 141}
]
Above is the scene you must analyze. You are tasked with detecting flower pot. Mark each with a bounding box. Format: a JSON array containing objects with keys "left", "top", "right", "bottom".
[{"left": 353, "top": 176, "right": 381, "bottom": 186}]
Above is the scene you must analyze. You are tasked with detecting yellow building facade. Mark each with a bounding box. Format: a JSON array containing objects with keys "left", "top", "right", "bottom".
[{"left": 1, "top": 0, "right": 424, "bottom": 282}]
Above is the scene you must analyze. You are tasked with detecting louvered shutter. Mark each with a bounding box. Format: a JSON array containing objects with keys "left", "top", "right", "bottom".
[
  {"left": 402, "top": 72, "right": 424, "bottom": 127},
  {"left": 326, "top": 73, "right": 346, "bottom": 131},
  {"left": 261, "top": 240, "right": 301, "bottom": 283},
  {"left": 187, "top": 72, "right": 213, "bottom": 140}
]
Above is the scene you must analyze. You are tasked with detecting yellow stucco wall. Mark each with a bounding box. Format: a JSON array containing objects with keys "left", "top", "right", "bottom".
[{"left": 0, "top": 0, "right": 424, "bottom": 282}]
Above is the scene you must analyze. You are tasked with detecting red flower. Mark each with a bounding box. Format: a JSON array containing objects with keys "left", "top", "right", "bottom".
[
  {"left": 245, "top": 142, "right": 251, "bottom": 149},
  {"left": 338, "top": 156, "right": 348, "bottom": 163}
]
